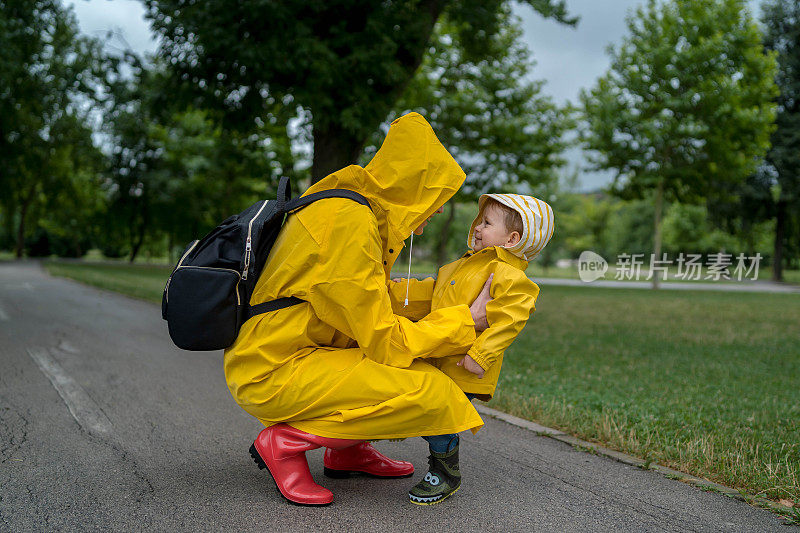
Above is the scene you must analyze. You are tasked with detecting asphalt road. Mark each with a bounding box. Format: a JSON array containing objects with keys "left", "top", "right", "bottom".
[{"left": 0, "top": 262, "right": 787, "bottom": 531}]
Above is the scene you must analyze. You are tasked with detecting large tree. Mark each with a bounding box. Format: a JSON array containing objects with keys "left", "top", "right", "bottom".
[
  {"left": 377, "top": 9, "right": 572, "bottom": 265},
  {"left": 143, "top": 0, "right": 576, "bottom": 182},
  {"left": 761, "top": 0, "right": 800, "bottom": 281},
  {"left": 580, "top": 0, "right": 778, "bottom": 288}
]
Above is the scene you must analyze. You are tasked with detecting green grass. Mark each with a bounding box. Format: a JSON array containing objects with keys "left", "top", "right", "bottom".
[
  {"left": 525, "top": 263, "right": 800, "bottom": 285},
  {"left": 491, "top": 285, "right": 800, "bottom": 503},
  {"left": 43, "top": 260, "right": 800, "bottom": 504},
  {"left": 43, "top": 261, "right": 171, "bottom": 302},
  {"left": 392, "top": 257, "right": 800, "bottom": 285}
]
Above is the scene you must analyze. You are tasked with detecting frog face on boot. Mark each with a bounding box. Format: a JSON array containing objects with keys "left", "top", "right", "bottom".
[{"left": 409, "top": 439, "right": 461, "bottom": 505}]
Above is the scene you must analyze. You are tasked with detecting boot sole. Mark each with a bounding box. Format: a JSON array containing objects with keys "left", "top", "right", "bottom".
[
  {"left": 323, "top": 466, "right": 414, "bottom": 479},
  {"left": 408, "top": 485, "right": 461, "bottom": 506},
  {"left": 249, "top": 443, "right": 332, "bottom": 507}
]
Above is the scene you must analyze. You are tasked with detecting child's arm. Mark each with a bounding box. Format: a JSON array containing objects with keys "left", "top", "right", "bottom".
[
  {"left": 386, "top": 277, "right": 436, "bottom": 321},
  {"left": 464, "top": 264, "right": 539, "bottom": 374}
]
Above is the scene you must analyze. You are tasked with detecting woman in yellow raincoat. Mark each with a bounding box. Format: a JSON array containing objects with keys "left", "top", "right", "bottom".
[{"left": 223, "top": 113, "right": 489, "bottom": 505}]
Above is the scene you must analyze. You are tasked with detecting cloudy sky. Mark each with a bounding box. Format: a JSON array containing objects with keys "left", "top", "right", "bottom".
[{"left": 67, "top": 0, "right": 764, "bottom": 191}]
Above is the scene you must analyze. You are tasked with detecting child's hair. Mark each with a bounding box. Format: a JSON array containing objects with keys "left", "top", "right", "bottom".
[{"left": 483, "top": 197, "right": 523, "bottom": 236}]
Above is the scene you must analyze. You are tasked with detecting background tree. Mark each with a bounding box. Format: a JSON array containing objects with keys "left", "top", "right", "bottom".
[
  {"left": 761, "top": 0, "right": 800, "bottom": 281},
  {"left": 143, "top": 0, "right": 576, "bottom": 183},
  {"left": 101, "top": 59, "right": 297, "bottom": 261},
  {"left": 580, "top": 0, "right": 778, "bottom": 288},
  {"left": 375, "top": 9, "right": 573, "bottom": 266},
  {"left": 706, "top": 164, "right": 777, "bottom": 261},
  {"left": 0, "top": 0, "right": 109, "bottom": 257}
]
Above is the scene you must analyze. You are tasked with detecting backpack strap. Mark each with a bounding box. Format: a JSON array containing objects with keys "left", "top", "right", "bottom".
[
  {"left": 284, "top": 189, "right": 372, "bottom": 213},
  {"left": 244, "top": 296, "right": 304, "bottom": 321},
  {"left": 244, "top": 188, "right": 373, "bottom": 322}
]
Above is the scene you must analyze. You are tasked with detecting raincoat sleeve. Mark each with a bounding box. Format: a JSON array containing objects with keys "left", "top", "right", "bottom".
[
  {"left": 466, "top": 264, "right": 539, "bottom": 371},
  {"left": 307, "top": 211, "right": 476, "bottom": 369},
  {"left": 386, "top": 277, "right": 435, "bottom": 321}
]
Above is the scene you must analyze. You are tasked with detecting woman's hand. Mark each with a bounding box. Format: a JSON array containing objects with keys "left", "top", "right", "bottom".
[
  {"left": 469, "top": 273, "right": 493, "bottom": 332},
  {"left": 457, "top": 355, "right": 485, "bottom": 378}
]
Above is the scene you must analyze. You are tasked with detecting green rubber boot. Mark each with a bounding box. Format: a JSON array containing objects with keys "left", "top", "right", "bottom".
[{"left": 408, "top": 440, "right": 461, "bottom": 505}]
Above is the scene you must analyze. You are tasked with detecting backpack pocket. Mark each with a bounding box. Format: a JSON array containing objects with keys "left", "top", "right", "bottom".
[{"left": 164, "top": 266, "right": 242, "bottom": 351}]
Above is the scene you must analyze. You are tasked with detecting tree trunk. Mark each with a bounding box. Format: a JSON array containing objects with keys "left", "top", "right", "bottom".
[
  {"left": 311, "top": 123, "right": 365, "bottom": 184},
  {"left": 128, "top": 203, "right": 148, "bottom": 263},
  {"left": 541, "top": 246, "right": 553, "bottom": 273},
  {"left": 3, "top": 198, "right": 14, "bottom": 246},
  {"left": 436, "top": 202, "right": 457, "bottom": 269},
  {"left": 15, "top": 202, "right": 28, "bottom": 259},
  {"left": 772, "top": 199, "right": 785, "bottom": 282},
  {"left": 15, "top": 184, "right": 38, "bottom": 259},
  {"left": 652, "top": 178, "right": 664, "bottom": 290},
  {"left": 129, "top": 225, "right": 145, "bottom": 263},
  {"left": 309, "top": 1, "right": 445, "bottom": 185}
]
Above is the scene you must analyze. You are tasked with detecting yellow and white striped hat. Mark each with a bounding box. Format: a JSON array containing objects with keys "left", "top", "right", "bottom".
[{"left": 467, "top": 193, "right": 555, "bottom": 261}]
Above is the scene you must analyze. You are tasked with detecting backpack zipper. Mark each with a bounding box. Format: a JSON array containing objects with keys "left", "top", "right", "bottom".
[
  {"left": 164, "top": 240, "right": 199, "bottom": 303},
  {"left": 166, "top": 265, "right": 242, "bottom": 305},
  {"left": 242, "top": 200, "right": 269, "bottom": 280}
]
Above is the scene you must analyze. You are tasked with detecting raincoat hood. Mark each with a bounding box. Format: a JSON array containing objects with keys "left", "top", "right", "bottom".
[
  {"left": 303, "top": 112, "right": 466, "bottom": 276},
  {"left": 468, "top": 193, "right": 555, "bottom": 261}
]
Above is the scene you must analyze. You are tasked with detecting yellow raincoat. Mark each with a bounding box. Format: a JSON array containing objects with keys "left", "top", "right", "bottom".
[
  {"left": 388, "top": 192, "right": 554, "bottom": 400},
  {"left": 223, "top": 113, "right": 484, "bottom": 439},
  {"left": 388, "top": 248, "right": 539, "bottom": 401}
]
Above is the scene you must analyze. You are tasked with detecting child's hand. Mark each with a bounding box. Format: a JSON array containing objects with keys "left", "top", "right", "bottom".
[
  {"left": 391, "top": 277, "right": 403, "bottom": 283},
  {"left": 457, "top": 355, "right": 485, "bottom": 378}
]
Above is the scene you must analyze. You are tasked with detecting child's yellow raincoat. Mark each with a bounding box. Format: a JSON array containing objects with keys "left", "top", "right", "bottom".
[
  {"left": 224, "top": 113, "right": 484, "bottom": 439},
  {"left": 388, "top": 193, "right": 554, "bottom": 400}
]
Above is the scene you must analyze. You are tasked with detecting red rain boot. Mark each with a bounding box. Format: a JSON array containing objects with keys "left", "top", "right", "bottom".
[
  {"left": 323, "top": 442, "right": 414, "bottom": 479},
  {"left": 249, "top": 423, "right": 362, "bottom": 506}
]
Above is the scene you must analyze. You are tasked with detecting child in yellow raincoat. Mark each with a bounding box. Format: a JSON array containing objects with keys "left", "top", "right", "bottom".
[{"left": 389, "top": 193, "right": 554, "bottom": 505}]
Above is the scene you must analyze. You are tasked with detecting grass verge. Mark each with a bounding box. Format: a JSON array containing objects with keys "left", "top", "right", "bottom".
[
  {"left": 44, "top": 261, "right": 800, "bottom": 507},
  {"left": 491, "top": 284, "right": 800, "bottom": 504},
  {"left": 43, "top": 261, "right": 171, "bottom": 303}
]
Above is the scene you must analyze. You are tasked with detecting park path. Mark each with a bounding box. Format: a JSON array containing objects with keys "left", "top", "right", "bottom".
[
  {"left": 393, "top": 267, "right": 800, "bottom": 293},
  {"left": 0, "top": 261, "right": 787, "bottom": 531},
  {"left": 534, "top": 277, "right": 800, "bottom": 293}
]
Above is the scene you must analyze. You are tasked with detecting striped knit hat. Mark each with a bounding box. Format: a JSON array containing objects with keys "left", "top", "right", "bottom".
[{"left": 468, "top": 193, "right": 555, "bottom": 261}]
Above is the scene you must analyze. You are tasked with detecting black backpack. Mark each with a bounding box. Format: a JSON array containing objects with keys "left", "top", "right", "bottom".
[{"left": 161, "top": 176, "right": 371, "bottom": 351}]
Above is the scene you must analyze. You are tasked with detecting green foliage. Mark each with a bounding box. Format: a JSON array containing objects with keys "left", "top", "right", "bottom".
[
  {"left": 762, "top": 0, "right": 800, "bottom": 202},
  {"left": 550, "top": 187, "right": 775, "bottom": 262},
  {"left": 362, "top": 10, "right": 573, "bottom": 265},
  {"left": 384, "top": 10, "right": 573, "bottom": 201},
  {"left": 558, "top": 193, "right": 618, "bottom": 259},
  {"left": 0, "top": 0, "right": 110, "bottom": 257},
  {"left": 100, "top": 60, "right": 293, "bottom": 261},
  {"left": 143, "top": 0, "right": 576, "bottom": 180},
  {"left": 661, "top": 203, "right": 738, "bottom": 255},
  {"left": 581, "top": 0, "right": 778, "bottom": 204},
  {"left": 761, "top": 0, "right": 800, "bottom": 277}
]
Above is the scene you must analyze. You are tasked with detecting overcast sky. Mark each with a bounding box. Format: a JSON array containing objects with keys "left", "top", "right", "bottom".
[{"left": 67, "top": 0, "right": 764, "bottom": 191}]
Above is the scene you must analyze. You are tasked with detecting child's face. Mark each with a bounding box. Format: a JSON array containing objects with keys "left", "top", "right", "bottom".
[{"left": 473, "top": 203, "right": 519, "bottom": 252}]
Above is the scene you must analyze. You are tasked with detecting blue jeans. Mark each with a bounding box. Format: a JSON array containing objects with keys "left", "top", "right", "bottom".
[{"left": 422, "top": 393, "right": 476, "bottom": 453}]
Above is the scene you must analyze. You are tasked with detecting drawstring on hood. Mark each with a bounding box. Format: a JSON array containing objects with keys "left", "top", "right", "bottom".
[{"left": 404, "top": 233, "right": 414, "bottom": 307}]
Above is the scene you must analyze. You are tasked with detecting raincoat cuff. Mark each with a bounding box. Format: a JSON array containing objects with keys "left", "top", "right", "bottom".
[{"left": 466, "top": 348, "right": 491, "bottom": 371}]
